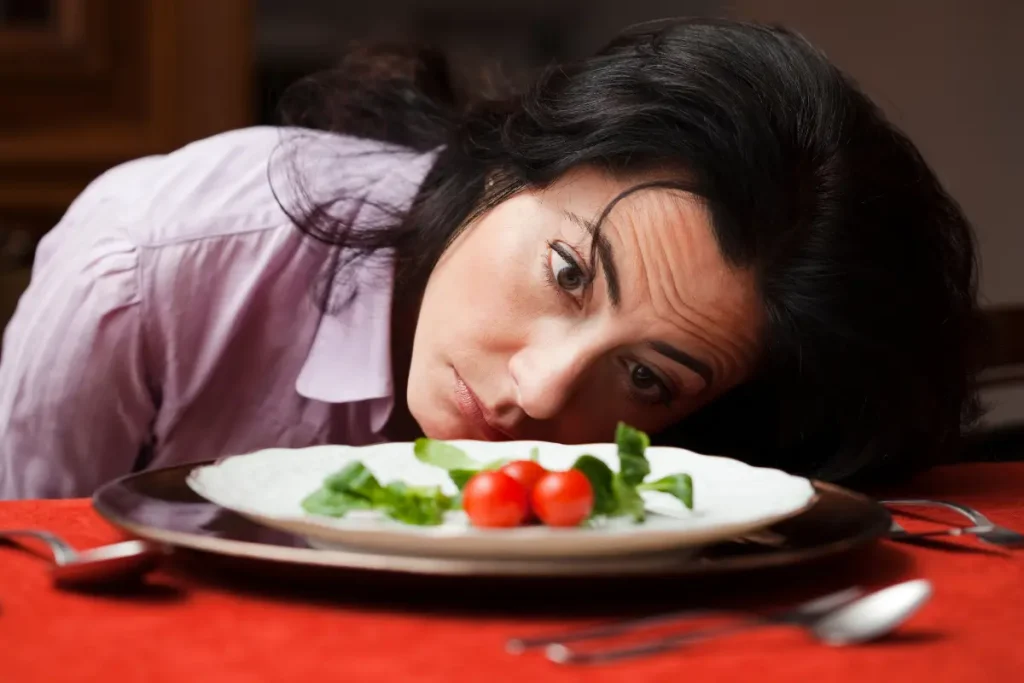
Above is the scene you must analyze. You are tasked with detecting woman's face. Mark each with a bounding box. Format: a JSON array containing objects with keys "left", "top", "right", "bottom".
[{"left": 405, "top": 167, "right": 763, "bottom": 444}]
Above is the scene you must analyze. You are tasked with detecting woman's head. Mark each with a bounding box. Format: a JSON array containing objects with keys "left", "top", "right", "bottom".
[
  {"left": 409, "top": 167, "right": 763, "bottom": 443},
  {"left": 280, "top": 18, "right": 979, "bottom": 483}
]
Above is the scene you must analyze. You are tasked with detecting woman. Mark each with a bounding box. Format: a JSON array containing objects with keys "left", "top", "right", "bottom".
[{"left": 0, "top": 19, "right": 978, "bottom": 499}]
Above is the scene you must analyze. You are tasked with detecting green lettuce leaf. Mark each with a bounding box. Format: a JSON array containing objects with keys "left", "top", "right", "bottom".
[
  {"left": 376, "top": 482, "right": 453, "bottom": 526},
  {"left": 571, "top": 455, "right": 617, "bottom": 517},
  {"left": 448, "top": 469, "right": 478, "bottom": 491},
  {"left": 301, "top": 488, "right": 373, "bottom": 517},
  {"left": 638, "top": 473, "right": 694, "bottom": 510},
  {"left": 612, "top": 475, "right": 646, "bottom": 523},
  {"left": 413, "top": 438, "right": 480, "bottom": 471},
  {"left": 324, "top": 461, "right": 381, "bottom": 498},
  {"left": 615, "top": 422, "right": 651, "bottom": 486}
]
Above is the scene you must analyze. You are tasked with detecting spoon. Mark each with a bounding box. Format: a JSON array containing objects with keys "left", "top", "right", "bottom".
[
  {"left": 546, "top": 579, "right": 933, "bottom": 664},
  {"left": 0, "top": 529, "right": 167, "bottom": 589}
]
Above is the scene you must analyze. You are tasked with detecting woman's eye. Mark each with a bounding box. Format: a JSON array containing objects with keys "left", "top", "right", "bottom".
[
  {"left": 547, "top": 243, "right": 587, "bottom": 296},
  {"left": 625, "top": 359, "right": 672, "bottom": 405}
]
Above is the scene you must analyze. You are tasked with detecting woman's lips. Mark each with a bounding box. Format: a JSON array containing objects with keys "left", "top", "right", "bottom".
[{"left": 453, "top": 370, "right": 512, "bottom": 441}]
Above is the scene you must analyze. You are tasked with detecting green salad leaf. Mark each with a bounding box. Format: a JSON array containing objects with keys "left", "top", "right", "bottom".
[
  {"left": 447, "top": 469, "right": 478, "bottom": 491},
  {"left": 324, "top": 461, "right": 382, "bottom": 498},
  {"left": 570, "top": 455, "right": 617, "bottom": 516},
  {"left": 375, "top": 482, "right": 453, "bottom": 526},
  {"left": 613, "top": 475, "right": 647, "bottom": 522},
  {"left": 615, "top": 422, "right": 651, "bottom": 486},
  {"left": 301, "top": 488, "right": 373, "bottom": 517},
  {"left": 567, "top": 422, "right": 693, "bottom": 523},
  {"left": 413, "top": 438, "right": 511, "bottom": 491},
  {"left": 413, "top": 438, "right": 479, "bottom": 470},
  {"left": 302, "top": 461, "right": 454, "bottom": 526},
  {"left": 303, "top": 461, "right": 381, "bottom": 515},
  {"left": 482, "top": 457, "right": 511, "bottom": 471},
  {"left": 638, "top": 473, "right": 694, "bottom": 510}
]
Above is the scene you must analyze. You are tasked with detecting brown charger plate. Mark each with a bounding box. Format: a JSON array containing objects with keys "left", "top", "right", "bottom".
[{"left": 93, "top": 460, "right": 892, "bottom": 582}]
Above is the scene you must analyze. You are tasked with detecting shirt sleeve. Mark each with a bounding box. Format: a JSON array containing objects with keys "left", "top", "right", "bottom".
[{"left": 0, "top": 219, "right": 156, "bottom": 499}]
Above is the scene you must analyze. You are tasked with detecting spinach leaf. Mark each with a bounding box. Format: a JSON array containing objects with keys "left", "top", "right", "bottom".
[
  {"left": 571, "top": 455, "right": 617, "bottom": 516},
  {"left": 377, "top": 482, "right": 453, "bottom": 526},
  {"left": 413, "top": 438, "right": 480, "bottom": 471},
  {"left": 413, "top": 438, "right": 509, "bottom": 491},
  {"left": 305, "top": 461, "right": 453, "bottom": 525},
  {"left": 615, "top": 422, "right": 651, "bottom": 458},
  {"left": 638, "top": 473, "right": 694, "bottom": 510},
  {"left": 324, "top": 461, "right": 381, "bottom": 498},
  {"left": 448, "top": 469, "right": 478, "bottom": 491},
  {"left": 301, "top": 488, "right": 372, "bottom": 517},
  {"left": 529, "top": 447, "right": 540, "bottom": 462},
  {"left": 304, "top": 462, "right": 382, "bottom": 517},
  {"left": 615, "top": 422, "right": 651, "bottom": 486},
  {"left": 612, "top": 475, "right": 646, "bottom": 523}
]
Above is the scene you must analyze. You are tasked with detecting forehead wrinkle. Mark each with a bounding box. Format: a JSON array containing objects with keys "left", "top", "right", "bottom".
[
  {"left": 622, "top": 193, "right": 761, "bottom": 373},
  {"left": 606, "top": 196, "right": 735, "bottom": 361},
  {"left": 604, "top": 209, "right": 652, "bottom": 308},
  {"left": 645, "top": 229, "right": 761, "bottom": 366}
]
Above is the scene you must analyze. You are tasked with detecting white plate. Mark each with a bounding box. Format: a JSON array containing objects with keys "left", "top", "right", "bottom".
[{"left": 186, "top": 441, "right": 816, "bottom": 559}]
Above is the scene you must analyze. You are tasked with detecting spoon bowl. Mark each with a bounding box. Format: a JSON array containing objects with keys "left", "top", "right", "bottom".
[
  {"left": 1, "top": 529, "right": 167, "bottom": 589},
  {"left": 810, "top": 578, "right": 933, "bottom": 645}
]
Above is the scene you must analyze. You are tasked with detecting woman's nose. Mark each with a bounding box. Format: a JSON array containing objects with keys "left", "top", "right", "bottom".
[{"left": 509, "top": 339, "right": 594, "bottom": 421}]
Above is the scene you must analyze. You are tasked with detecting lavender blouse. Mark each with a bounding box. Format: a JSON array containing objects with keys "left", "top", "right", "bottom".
[{"left": 0, "top": 127, "right": 436, "bottom": 499}]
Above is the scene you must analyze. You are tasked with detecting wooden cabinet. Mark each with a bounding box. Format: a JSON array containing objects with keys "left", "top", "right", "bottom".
[{"left": 0, "top": 0, "right": 253, "bottom": 325}]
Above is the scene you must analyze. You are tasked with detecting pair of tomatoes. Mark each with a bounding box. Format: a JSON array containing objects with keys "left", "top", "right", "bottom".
[{"left": 461, "top": 461, "right": 595, "bottom": 528}]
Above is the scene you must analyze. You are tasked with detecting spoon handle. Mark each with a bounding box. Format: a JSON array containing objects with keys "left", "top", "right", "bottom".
[
  {"left": 547, "top": 617, "right": 771, "bottom": 664},
  {"left": 0, "top": 529, "right": 78, "bottom": 565}
]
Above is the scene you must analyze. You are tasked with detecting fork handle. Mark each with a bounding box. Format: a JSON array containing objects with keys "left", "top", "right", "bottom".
[
  {"left": 888, "top": 524, "right": 993, "bottom": 541},
  {"left": 880, "top": 499, "right": 994, "bottom": 527}
]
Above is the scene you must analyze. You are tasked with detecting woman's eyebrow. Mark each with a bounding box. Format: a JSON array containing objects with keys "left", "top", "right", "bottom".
[
  {"left": 649, "top": 341, "right": 714, "bottom": 387},
  {"left": 562, "top": 210, "right": 621, "bottom": 306}
]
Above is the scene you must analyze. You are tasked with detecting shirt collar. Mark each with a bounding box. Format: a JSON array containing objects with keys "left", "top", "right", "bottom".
[
  {"left": 294, "top": 145, "right": 437, "bottom": 434},
  {"left": 295, "top": 259, "right": 396, "bottom": 433}
]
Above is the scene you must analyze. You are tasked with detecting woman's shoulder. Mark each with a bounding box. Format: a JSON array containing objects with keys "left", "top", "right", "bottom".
[{"left": 66, "top": 126, "right": 437, "bottom": 250}]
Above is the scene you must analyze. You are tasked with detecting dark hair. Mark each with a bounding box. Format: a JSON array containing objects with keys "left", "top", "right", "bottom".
[{"left": 275, "top": 18, "right": 980, "bottom": 486}]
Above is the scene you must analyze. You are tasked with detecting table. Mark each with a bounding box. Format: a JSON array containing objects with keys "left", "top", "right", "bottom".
[{"left": 2, "top": 463, "right": 1023, "bottom": 683}]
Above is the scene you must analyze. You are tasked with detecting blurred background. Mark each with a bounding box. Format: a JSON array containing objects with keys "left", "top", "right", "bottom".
[{"left": 1, "top": 0, "right": 1022, "bottom": 436}]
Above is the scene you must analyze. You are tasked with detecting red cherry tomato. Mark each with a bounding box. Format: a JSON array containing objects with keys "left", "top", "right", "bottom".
[
  {"left": 531, "top": 470, "right": 595, "bottom": 527},
  {"left": 462, "top": 471, "right": 530, "bottom": 528},
  {"left": 499, "top": 460, "right": 548, "bottom": 495}
]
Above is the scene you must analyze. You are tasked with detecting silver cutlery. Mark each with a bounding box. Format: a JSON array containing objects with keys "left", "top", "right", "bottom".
[
  {"left": 532, "top": 579, "right": 932, "bottom": 664},
  {"left": 0, "top": 529, "right": 167, "bottom": 589},
  {"left": 881, "top": 498, "right": 1024, "bottom": 547},
  {"left": 507, "top": 586, "right": 864, "bottom": 654},
  {"left": 887, "top": 524, "right": 996, "bottom": 541}
]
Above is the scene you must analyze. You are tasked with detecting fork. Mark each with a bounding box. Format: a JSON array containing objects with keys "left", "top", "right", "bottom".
[{"left": 880, "top": 498, "right": 1024, "bottom": 547}]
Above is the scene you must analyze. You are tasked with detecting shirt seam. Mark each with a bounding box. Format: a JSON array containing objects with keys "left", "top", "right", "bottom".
[{"left": 132, "top": 215, "right": 293, "bottom": 251}]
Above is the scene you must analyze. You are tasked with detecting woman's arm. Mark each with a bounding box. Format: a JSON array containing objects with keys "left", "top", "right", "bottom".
[{"left": 0, "top": 220, "right": 155, "bottom": 499}]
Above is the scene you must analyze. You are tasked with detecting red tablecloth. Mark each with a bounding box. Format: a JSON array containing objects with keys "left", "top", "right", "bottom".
[{"left": 1, "top": 463, "right": 1023, "bottom": 683}]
